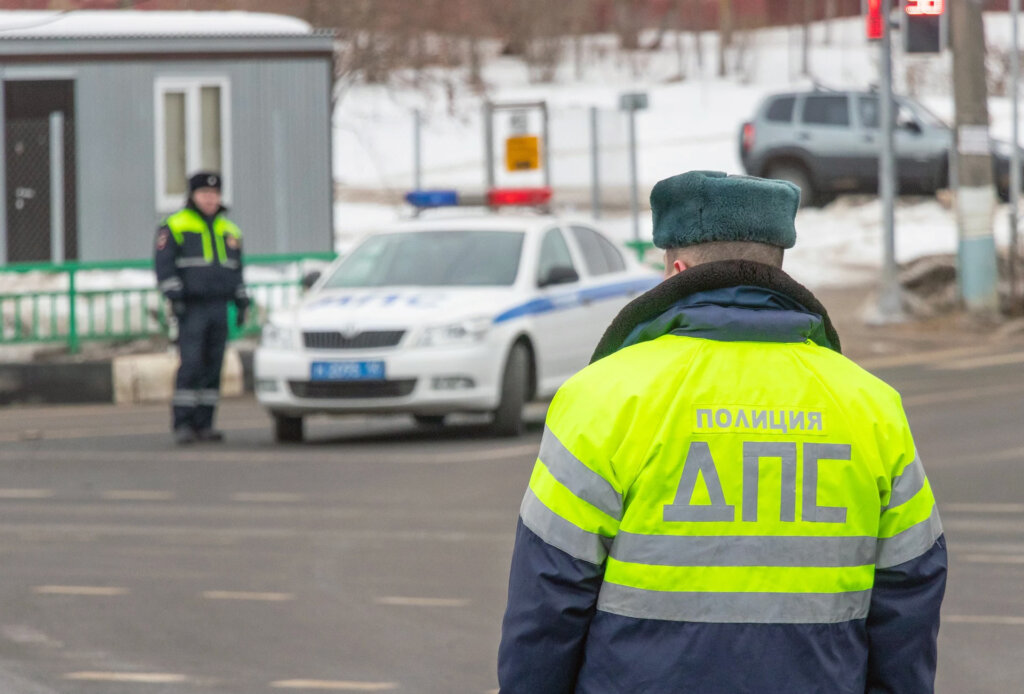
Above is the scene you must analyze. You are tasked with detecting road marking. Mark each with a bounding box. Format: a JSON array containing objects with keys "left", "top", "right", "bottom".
[
  {"left": 975, "top": 446, "right": 1024, "bottom": 464},
  {"left": 374, "top": 596, "right": 470, "bottom": 607},
  {"left": 857, "top": 346, "right": 992, "bottom": 370},
  {"left": 960, "top": 554, "right": 1024, "bottom": 564},
  {"left": 945, "top": 503, "right": 1024, "bottom": 514},
  {"left": 0, "top": 489, "right": 54, "bottom": 499},
  {"left": 420, "top": 443, "right": 539, "bottom": 464},
  {"left": 902, "top": 381, "right": 1024, "bottom": 407},
  {"left": 231, "top": 492, "right": 306, "bottom": 503},
  {"left": 101, "top": 490, "right": 175, "bottom": 501},
  {"left": 945, "top": 615, "right": 1024, "bottom": 626},
  {"left": 63, "top": 672, "right": 187, "bottom": 683},
  {"left": 202, "top": 591, "right": 294, "bottom": 601},
  {"left": 0, "top": 423, "right": 265, "bottom": 443},
  {"left": 33, "top": 585, "right": 127, "bottom": 596},
  {"left": 271, "top": 681, "right": 397, "bottom": 691},
  {"left": 932, "top": 351, "right": 1024, "bottom": 370}
]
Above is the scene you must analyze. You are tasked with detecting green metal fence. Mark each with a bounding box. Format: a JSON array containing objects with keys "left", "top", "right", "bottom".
[{"left": 0, "top": 253, "right": 336, "bottom": 354}]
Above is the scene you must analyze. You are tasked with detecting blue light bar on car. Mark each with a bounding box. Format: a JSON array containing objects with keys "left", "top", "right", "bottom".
[{"left": 404, "top": 189, "right": 459, "bottom": 208}]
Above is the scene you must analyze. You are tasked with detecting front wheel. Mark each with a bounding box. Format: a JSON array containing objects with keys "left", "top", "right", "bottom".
[
  {"left": 491, "top": 344, "right": 529, "bottom": 437},
  {"left": 273, "top": 413, "right": 304, "bottom": 443},
  {"left": 766, "top": 162, "right": 816, "bottom": 208}
]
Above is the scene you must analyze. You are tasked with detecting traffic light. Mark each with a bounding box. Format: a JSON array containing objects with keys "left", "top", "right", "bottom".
[
  {"left": 903, "top": 0, "right": 946, "bottom": 54},
  {"left": 866, "top": 0, "right": 884, "bottom": 41}
]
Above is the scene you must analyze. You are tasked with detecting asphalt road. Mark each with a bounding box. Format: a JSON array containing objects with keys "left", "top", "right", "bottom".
[{"left": 0, "top": 339, "right": 1022, "bottom": 693}]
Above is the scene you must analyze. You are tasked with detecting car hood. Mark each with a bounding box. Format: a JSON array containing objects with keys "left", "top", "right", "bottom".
[{"left": 285, "top": 287, "right": 527, "bottom": 330}]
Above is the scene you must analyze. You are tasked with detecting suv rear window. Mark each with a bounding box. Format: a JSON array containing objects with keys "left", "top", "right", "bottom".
[
  {"left": 765, "top": 97, "right": 795, "bottom": 123},
  {"left": 801, "top": 95, "right": 850, "bottom": 127}
]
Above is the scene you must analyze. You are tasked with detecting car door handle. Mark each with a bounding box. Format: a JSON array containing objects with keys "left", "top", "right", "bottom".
[
  {"left": 797, "top": 132, "right": 811, "bottom": 142},
  {"left": 863, "top": 135, "right": 875, "bottom": 143}
]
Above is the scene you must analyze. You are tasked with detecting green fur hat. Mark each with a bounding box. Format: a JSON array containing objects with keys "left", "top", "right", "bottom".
[{"left": 650, "top": 170, "right": 799, "bottom": 250}]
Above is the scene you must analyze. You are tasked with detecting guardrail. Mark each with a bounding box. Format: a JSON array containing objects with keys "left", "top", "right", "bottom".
[{"left": 0, "top": 253, "right": 337, "bottom": 354}]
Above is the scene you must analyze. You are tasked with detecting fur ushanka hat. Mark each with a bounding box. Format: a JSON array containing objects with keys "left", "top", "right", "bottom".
[{"left": 650, "top": 170, "right": 799, "bottom": 250}]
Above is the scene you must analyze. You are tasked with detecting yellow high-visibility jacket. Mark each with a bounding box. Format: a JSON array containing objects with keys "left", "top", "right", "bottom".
[{"left": 498, "top": 261, "right": 946, "bottom": 694}]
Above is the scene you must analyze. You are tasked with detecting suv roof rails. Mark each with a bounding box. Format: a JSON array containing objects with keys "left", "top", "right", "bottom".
[{"left": 810, "top": 81, "right": 839, "bottom": 93}]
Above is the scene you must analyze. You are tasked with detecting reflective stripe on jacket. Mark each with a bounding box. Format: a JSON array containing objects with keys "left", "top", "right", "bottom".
[{"left": 498, "top": 261, "right": 946, "bottom": 694}]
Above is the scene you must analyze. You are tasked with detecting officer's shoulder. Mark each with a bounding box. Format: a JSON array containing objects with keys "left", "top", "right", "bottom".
[
  {"left": 562, "top": 337, "right": 694, "bottom": 397},
  {"left": 807, "top": 343, "right": 905, "bottom": 409}
]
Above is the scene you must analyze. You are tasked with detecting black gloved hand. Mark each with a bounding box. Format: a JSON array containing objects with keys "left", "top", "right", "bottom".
[
  {"left": 235, "top": 305, "right": 248, "bottom": 328},
  {"left": 171, "top": 300, "right": 187, "bottom": 318}
]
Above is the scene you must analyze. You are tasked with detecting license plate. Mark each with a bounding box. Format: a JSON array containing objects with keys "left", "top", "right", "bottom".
[{"left": 310, "top": 361, "right": 386, "bottom": 381}]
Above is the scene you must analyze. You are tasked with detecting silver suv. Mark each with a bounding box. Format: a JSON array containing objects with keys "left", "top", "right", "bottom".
[{"left": 739, "top": 87, "right": 1014, "bottom": 206}]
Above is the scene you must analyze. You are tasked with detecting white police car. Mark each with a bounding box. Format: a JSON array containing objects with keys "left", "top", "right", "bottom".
[{"left": 254, "top": 192, "right": 660, "bottom": 442}]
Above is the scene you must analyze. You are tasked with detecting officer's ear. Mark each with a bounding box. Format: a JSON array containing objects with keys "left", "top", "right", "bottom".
[{"left": 663, "top": 252, "right": 688, "bottom": 279}]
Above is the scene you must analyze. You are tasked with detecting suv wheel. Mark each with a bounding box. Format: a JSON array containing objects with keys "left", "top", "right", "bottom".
[{"left": 766, "top": 162, "right": 816, "bottom": 208}]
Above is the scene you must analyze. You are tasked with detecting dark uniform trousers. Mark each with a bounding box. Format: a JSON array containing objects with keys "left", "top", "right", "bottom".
[{"left": 173, "top": 298, "right": 229, "bottom": 432}]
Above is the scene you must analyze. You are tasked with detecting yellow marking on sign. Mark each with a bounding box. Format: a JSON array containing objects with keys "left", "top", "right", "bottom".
[{"left": 505, "top": 135, "right": 541, "bottom": 171}]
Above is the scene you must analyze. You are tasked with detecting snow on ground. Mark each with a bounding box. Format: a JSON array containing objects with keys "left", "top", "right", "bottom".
[{"left": 333, "top": 14, "right": 1024, "bottom": 289}]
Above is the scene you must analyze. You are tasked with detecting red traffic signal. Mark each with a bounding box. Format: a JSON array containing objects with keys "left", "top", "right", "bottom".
[{"left": 867, "top": 0, "right": 884, "bottom": 40}]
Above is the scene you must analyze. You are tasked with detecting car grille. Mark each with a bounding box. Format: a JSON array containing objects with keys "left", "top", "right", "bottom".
[
  {"left": 288, "top": 379, "right": 417, "bottom": 399},
  {"left": 303, "top": 330, "right": 405, "bottom": 350}
]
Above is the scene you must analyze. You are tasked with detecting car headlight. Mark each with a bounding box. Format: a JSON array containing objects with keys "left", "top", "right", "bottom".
[
  {"left": 415, "top": 317, "right": 492, "bottom": 347},
  {"left": 260, "top": 323, "right": 297, "bottom": 350}
]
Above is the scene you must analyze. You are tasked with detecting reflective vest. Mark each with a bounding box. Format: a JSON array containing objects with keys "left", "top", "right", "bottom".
[
  {"left": 164, "top": 208, "right": 243, "bottom": 269},
  {"left": 521, "top": 334, "right": 941, "bottom": 625}
]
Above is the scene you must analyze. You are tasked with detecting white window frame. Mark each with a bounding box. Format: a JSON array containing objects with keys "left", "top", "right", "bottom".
[{"left": 154, "top": 76, "right": 232, "bottom": 213}]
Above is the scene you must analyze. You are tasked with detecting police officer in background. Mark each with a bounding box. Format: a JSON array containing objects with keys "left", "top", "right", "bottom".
[
  {"left": 155, "top": 172, "right": 249, "bottom": 445},
  {"left": 498, "top": 171, "right": 946, "bottom": 693}
]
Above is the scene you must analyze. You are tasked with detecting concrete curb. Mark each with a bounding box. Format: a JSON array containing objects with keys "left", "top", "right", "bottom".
[{"left": 0, "top": 348, "right": 251, "bottom": 407}]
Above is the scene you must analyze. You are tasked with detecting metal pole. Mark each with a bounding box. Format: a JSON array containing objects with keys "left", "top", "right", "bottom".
[
  {"left": 541, "top": 101, "right": 551, "bottom": 190},
  {"left": 590, "top": 106, "right": 601, "bottom": 219},
  {"left": 876, "top": 0, "right": 903, "bottom": 322},
  {"left": 628, "top": 105, "right": 640, "bottom": 242},
  {"left": 49, "top": 111, "right": 65, "bottom": 264},
  {"left": 67, "top": 264, "right": 78, "bottom": 354},
  {"left": 1011, "top": 0, "right": 1021, "bottom": 307},
  {"left": 484, "top": 102, "right": 495, "bottom": 190},
  {"left": 413, "top": 108, "right": 422, "bottom": 190}
]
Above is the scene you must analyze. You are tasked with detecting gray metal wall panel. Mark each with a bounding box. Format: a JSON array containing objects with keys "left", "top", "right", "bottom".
[
  {"left": 74, "top": 62, "right": 157, "bottom": 261},
  {"left": 2, "top": 56, "right": 332, "bottom": 263},
  {"left": 232, "top": 59, "right": 333, "bottom": 255}
]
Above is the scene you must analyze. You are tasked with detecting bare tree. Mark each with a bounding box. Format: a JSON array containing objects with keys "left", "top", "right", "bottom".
[{"left": 717, "top": 0, "right": 733, "bottom": 77}]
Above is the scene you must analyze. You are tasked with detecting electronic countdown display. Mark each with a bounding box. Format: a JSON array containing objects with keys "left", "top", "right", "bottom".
[
  {"left": 904, "top": 0, "right": 945, "bottom": 53},
  {"left": 866, "top": 0, "right": 945, "bottom": 53}
]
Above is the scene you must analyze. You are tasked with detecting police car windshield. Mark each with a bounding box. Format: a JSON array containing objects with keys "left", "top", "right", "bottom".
[{"left": 323, "top": 230, "right": 525, "bottom": 288}]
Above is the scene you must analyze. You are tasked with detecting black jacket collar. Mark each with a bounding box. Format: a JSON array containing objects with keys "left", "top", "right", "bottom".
[{"left": 590, "top": 260, "right": 841, "bottom": 363}]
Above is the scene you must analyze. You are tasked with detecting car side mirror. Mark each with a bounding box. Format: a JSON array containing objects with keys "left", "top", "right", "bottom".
[
  {"left": 899, "top": 118, "right": 922, "bottom": 135},
  {"left": 301, "top": 270, "right": 321, "bottom": 292},
  {"left": 539, "top": 265, "right": 579, "bottom": 288}
]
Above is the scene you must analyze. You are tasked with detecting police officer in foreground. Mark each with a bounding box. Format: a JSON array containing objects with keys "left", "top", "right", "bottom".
[
  {"left": 498, "top": 171, "right": 947, "bottom": 693},
  {"left": 155, "top": 172, "right": 249, "bottom": 445}
]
